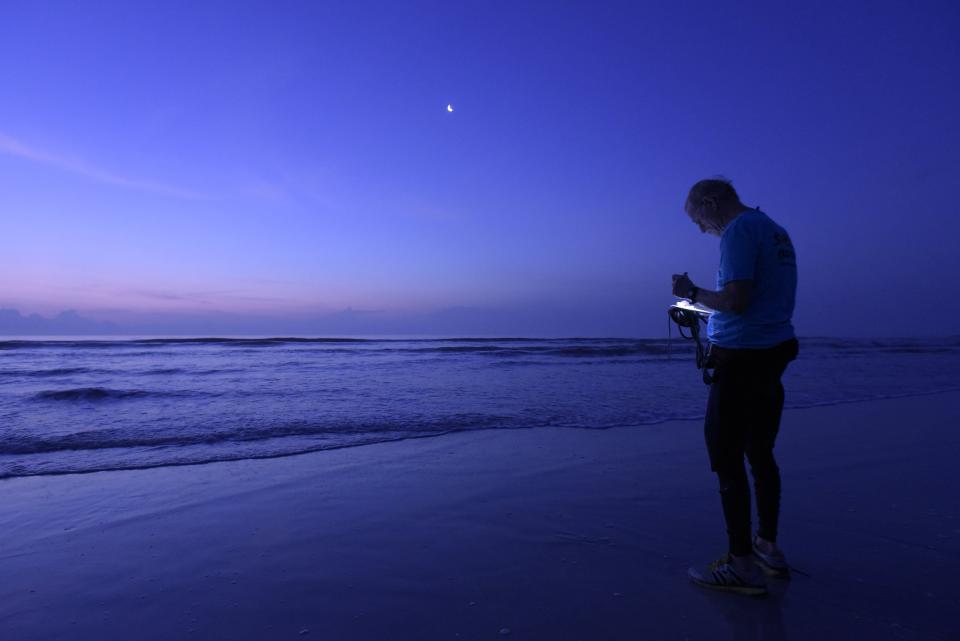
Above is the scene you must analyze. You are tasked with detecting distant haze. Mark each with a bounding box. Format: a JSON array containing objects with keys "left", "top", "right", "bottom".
[
  {"left": 0, "top": 304, "right": 651, "bottom": 338},
  {"left": 2, "top": 2, "right": 958, "bottom": 337}
]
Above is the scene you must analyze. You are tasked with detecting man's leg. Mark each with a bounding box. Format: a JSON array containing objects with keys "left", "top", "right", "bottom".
[
  {"left": 746, "top": 355, "right": 790, "bottom": 545},
  {"left": 705, "top": 368, "right": 752, "bottom": 557},
  {"left": 717, "top": 463, "right": 753, "bottom": 556},
  {"left": 748, "top": 378, "right": 784, "bottom": 543},
  {"left": 747, "top": 440, "right": 781, "bottom": 543},
  {"left": 690, "top": 360, "right": 767, "bottom": 594}
]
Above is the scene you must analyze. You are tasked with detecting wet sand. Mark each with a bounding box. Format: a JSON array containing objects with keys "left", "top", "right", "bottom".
[{"left": 2, "top": 391, "right": 959, "bottom": 640}]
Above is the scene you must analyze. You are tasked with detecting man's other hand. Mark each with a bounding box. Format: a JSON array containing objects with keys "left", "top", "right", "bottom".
[{"left": 672, "top": 273, "right": 694, "bottom": 298}]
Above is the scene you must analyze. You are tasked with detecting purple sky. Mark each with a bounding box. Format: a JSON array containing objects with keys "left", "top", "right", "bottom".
[{"left": 2, "top": 1, "right": 958, "bottom": 336}]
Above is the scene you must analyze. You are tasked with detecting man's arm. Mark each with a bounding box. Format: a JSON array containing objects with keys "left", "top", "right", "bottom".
[{"left": 695, "top": 280, "right": 753, "bottom": 314}]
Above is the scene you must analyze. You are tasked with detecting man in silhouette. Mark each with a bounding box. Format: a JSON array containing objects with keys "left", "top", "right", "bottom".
[{"left": 672, "top": 178, "right": 798, "bottom": 596}]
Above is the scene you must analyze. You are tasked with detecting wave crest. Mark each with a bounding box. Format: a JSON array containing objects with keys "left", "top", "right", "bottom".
[{"left": 33, "top": 387, "right": 193, "bottom": 401}]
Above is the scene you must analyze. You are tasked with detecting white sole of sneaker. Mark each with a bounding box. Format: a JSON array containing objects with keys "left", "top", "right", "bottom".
[{"left": 687, "top": 569, "right": 768, "bottom": 597}]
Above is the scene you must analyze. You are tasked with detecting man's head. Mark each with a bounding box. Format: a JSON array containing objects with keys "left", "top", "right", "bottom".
[{"left": 684, "top": 177, "right": 746, "bottom": 236}]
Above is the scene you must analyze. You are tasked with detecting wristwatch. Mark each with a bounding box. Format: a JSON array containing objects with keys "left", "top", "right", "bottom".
[{"left": 687, "top": 286, "right": 699, "bottom": 302}]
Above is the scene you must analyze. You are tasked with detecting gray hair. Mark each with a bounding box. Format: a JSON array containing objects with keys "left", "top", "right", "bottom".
[{"left": 686, "top": 177, "right": 740, "bottom": 210}]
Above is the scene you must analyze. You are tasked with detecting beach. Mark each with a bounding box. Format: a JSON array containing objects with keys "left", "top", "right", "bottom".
[{"left": 2, "top": 391, "right": 958, "bottom": 641}]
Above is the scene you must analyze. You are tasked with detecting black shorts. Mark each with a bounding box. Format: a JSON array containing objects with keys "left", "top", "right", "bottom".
[{"left": 703, "top": 338, "right": 799, "bottom": 472}]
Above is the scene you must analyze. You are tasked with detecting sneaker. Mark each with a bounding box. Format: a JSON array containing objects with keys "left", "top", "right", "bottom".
[
  {"left": 687, "top": 554, "right": 767, "bottom": 596},
  {"left": 752, "top": 535, "right": 790, "bottom": 578}
]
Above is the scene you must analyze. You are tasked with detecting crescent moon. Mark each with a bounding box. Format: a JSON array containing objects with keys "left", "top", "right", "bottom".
[{"left": 447, "top": 104, "right": 454, "bottom": 113}]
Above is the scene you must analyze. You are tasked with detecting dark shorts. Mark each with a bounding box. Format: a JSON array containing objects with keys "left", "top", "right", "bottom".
[{"left": 703, "top": 338, "right": 799, "bottom": 472}]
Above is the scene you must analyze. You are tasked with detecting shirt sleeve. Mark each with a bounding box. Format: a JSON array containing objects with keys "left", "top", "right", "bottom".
[{"left": 718, "top": 220, "right": 758, "bottom": 286}]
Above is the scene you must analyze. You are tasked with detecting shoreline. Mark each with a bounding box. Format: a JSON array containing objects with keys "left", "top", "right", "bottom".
[
  {"left": 6, "top": 387, "right": 960, "bottom": 482},
  {"left": 3, "top": 392, "right": 959, "bottom": 640}
]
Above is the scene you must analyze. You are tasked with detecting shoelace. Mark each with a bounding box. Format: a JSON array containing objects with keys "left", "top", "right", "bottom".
[{"left": 709, "top": 555, "right": 732, "bottom": 571}]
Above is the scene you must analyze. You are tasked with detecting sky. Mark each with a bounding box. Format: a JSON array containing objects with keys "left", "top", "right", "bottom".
[{"left": 1, "top": 0, "right": 958, "bottom": 337}]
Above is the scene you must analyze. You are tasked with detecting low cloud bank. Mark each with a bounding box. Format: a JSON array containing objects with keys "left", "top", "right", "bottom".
[
  {"left": 0, "top": 309, "right": 121, "bottom": 335},
  {"left": 0, "top": 303, "right": 652, "bottom": 338}
]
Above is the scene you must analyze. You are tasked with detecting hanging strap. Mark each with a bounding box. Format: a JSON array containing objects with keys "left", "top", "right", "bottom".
[{"left": 667, "top": 306, "right": 714, "bottom": 384}]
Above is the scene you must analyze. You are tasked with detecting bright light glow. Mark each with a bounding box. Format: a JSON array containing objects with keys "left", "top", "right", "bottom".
[
  {"left": 671, "top": 299, "right": 714, "bottom": 316},
  {"left": 446, "top": 104, "right": 454, "bottom": 112}
]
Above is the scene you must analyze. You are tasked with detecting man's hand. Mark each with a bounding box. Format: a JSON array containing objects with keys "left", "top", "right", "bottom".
[
  {"left": 670, "top": 279, "right": 753, "bottom": 314},
  {"left": 672, "top": 272, "right": 694, "bottom": 298}
]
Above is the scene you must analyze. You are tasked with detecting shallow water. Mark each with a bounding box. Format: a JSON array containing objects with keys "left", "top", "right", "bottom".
[{"left": 1, "top": 336, "right": 958, "bottom": 478}]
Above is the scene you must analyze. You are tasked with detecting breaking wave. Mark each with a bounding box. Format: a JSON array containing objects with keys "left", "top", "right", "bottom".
[{"left": 33, "top": 387, "right": 201, "bottom": 402}]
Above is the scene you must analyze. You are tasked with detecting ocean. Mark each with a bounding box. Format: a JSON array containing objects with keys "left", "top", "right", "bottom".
[{"left": 2, "top": 336, "right": 958, "bottom": 479}]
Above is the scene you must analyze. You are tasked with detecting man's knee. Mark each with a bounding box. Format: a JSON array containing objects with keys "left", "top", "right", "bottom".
[
  {"left": 746, "top": 449, "right": 779, "bottom": 479},
  {"left": 716, "top": 467, "right": 748, "bottom": 495}
]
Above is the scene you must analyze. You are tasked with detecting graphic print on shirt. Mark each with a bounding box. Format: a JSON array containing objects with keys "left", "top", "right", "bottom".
[{"left": 773, "top": 231, "right": 795, "bottom": 264}]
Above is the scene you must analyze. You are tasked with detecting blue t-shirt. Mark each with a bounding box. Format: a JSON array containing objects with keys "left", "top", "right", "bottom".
[{"left": 707, "top": 209, "right": 797, "bottom": 348}]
